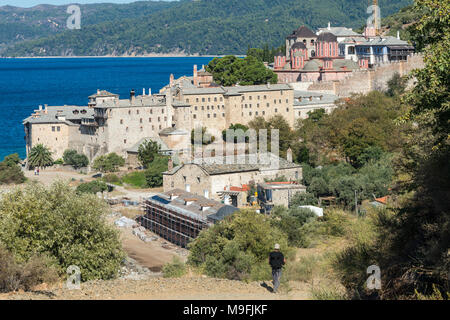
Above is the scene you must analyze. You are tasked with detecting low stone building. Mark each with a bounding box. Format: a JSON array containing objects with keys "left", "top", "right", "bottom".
[
  {"left": 257, "top": 181, "right": 307, "bottom": 214},
  {"left": 163, "top": 153, "right": 302, "bottom": 202},
  {"left": 140, "top": 189, "right": 239, "bottom": 248},
  {"left": 293, "top": 90, "right": 338, "bottom": 119}
]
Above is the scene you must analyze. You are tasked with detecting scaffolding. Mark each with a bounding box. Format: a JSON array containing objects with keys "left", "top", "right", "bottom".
[{"left": 140, "top": 199, "right": 209, "bottom": 248}]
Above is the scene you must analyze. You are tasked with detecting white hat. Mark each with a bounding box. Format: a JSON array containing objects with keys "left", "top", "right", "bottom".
[{"left": 274, "top": 243, "right": 280, "bottom": 250}]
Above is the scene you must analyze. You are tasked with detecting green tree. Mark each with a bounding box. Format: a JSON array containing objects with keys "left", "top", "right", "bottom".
[
  {"left": 188, "top": 209, "right": 291, "bottom": 281},
  {"left": 27, "top": 144, "right": 53, "bottom": 169},
  {"left": 92, "top": 153, "right": 125, "bottom": 172},
  {"left": 271, "top": 206, "right": 317, "bottom": 247},
  {"left": 144, "top": 155, "right": 169, "bottom": 188},
  {"left": 206, "top": 55, "right": 277, "bottom": 86},
  {"left": 386, "top": 72, "right": 408, "bottom": 97},
  {"left": 63, "top": 149, "right": 89, "bottom": 169},
  {"left": 138, "top": 139, "right": 161, "bottom": 168},
  {"left": 3, "top": 154, "right": 20, "bottom": 167},
  {"left": 0, "top": 181, "right": 125, "bottom": 281},
  {"left": 0, "top": 154, "right": 25, "bottom": 185},
  {"left": 76, "top": 180, "right": 109, "bottom": 195}
]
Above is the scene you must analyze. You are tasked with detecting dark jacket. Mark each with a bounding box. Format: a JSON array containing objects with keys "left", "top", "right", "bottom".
[{"left": 269, "top": 251, "right": 285, "bottom": 269}]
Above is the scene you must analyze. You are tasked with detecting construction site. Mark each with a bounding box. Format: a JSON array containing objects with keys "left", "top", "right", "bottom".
[{"left": 139, "top": 189, "right": 238, "bottom": 248}]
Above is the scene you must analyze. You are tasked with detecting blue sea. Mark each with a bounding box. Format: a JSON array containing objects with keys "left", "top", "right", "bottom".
[{"left": 0, "top": 57, "right": 213, "bottom": 160}]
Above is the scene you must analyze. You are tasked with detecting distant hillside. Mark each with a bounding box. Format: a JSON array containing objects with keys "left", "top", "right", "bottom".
[
  {"left": 380, "top": 4, "right": 423, "bottom": 41},
  {"left": 0, "top": 1, "right": 176, "bottom": 52},
  {"left": 0, "top": 0, "right": 412, "bottom": 57}
]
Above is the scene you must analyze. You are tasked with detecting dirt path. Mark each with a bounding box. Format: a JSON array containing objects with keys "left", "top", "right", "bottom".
[{"left": 0, "top": 277, "right": 312, "bottom": 300}]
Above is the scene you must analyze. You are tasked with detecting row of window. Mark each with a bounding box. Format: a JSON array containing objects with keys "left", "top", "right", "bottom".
[
  {"left": 120, "top": 117, "right": 167, "bottom": 124},
  {"left": 187, "top": 96, "right": 224, "bottom": 103},
  {"left": 194, "top": 105, "right": 225, "bottom": 111},
  {"left": 126, "top": 108, "right": 164, "bottom": 115},
  {"left": 51, "top": 126, "right": 61, "bottom": 132}
]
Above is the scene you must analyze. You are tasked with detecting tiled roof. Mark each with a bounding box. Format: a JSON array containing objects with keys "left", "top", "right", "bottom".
[
  {"left": 317, "top": 32, "right": 338, "bottom": 42},
  {"left": 146, "top": 189, "right": 238, "bottom": 221},
  {"left": 293, "top": 91, "right": 338, "bottom": 106},
  {"left": 88, "top": 90, "right": 118, "bottom": 98},
  {"left": 165, "top": 153, "right": 300, "bottom": 176},
  {"left": 358, "top": 36, "right": 410, "bottom": 46},
  {"left": 23, "top": 105, "right": 94, "bottom": 124},
  {"left": 318, "top": 27, "right": 362, "bottom": 37},
  {"left": 291, "top": 26, "right": 317, "bottom": 38}
]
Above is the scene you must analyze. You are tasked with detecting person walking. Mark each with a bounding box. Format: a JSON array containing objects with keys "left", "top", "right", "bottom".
[{"left": 269, "top": 243, "right": 285, "bottom": 293}]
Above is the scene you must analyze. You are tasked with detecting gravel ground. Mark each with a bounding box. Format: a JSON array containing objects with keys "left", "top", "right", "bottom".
[{"left": 0, "top": 276, "right": 311, "bottom": 300}]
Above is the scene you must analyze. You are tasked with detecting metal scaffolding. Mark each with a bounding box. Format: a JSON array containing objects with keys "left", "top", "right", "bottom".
[{"left": 140, "top": 200, "right": 208, "bottom": 248}]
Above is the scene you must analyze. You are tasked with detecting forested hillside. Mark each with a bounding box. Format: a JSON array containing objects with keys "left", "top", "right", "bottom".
[
  {"left": 0, "top": 0, "right": 412, "bottom": 57},
  {"left": 0, "top": 1, "right": 175, "bottom": 52}
]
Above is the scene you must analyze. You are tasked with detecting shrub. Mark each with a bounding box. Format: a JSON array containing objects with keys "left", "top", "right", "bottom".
[
  {"left": 92, "top": 153, "right": 125, "bottom": 172},
  {"left": 270, "top": 206, "right": 317, "bottom": 247},
  {"left": 188, "top": 210, "right": 291, "bottom": 281},
  {"left": 162, "top": 257, "right": 187, "bottom": 278},
  {"left": 0, "top": 246, "right": 59, "bottom": 293},
  {"left": 102, "top": 173, "right": 122, "bottom": 185},
  {"left": 76, "top": 180, "right": 109, "bottom": 194},
  {"left": 290, "top": 192, "right": 318, "bottom": 206},
  {"left": 0, "top": 161, "right": 25, "bottom": 185},
  {"left": 0, "top": 182, "right": 125, "bottom": 281},
  {"left": 54, "top": 158, "right": 64, "bottom": 165},
  {"left": 63, "top": 150, "right": 89, "bottom": 169},
  {"left": 311, "top": 285, "right": 347, "bottom": 300}
]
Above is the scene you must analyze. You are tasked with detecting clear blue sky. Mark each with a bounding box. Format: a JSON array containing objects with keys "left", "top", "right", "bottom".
[{"left": 0, "top": 0, "right": 175, "bottom": 8}]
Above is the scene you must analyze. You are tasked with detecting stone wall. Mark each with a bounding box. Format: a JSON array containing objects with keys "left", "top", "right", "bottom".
[{"left": 308, "top": 53, "right": 424, "bottom": 97}]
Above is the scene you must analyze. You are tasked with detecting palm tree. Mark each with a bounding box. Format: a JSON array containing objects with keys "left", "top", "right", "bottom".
[{"left": 28, "top": 144, "right": 54, "bottom": 169}]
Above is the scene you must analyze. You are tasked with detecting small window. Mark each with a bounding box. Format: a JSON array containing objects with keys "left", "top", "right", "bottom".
[
  {"left": 120, "top": 119, "right": 123, "bottom": 124},
  {"left": 57, "top": 126, "right": 60, "bottom": 132},
  {"left": 52, "top": 126, "right": 55, "bottom": 132},
  {"left": 124, "top": 139, "right": 127, "bottom": 144}
]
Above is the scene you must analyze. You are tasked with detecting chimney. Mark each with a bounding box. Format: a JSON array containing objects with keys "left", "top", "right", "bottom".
[
  {"left": 168, "top": 158, "right": 173, "bottom": 171},
  {"left": 148, "top": 88, "right": 152, "bottom": 96},
  {"left": 287, "top": 147, "right": 293, "bottom": 163},
  {"left": 267, "top": 82, "right": 271, "bottom": 89},
  {"left": 328, "top": 22, "right": 331, "bottom": 30},
  {"left": 39, "top": 105, "right": 42, "bottom": 111},
  {"left": 130, "top": 89, "right": 136, "bottom": 104},
  {"left": 193, "top": 64, "right": 198, "bottom": 87},
  {"left": 169, "top": 74, "right": 174, "bottom": 87},
  {"left": 143, "top": 88, "right": 146, "bottom": 96},
  {"left": 204, "top": 189, "right": 209, "bottom": 199},
  {"left": 44, "top": 104, "right": 48, "bottom": 114},
  {"left": 397, "top": 31, "right": 400, "bottom": 40},
  {"left": 97, "top": 89, "right": 100, "bottom": 95}
]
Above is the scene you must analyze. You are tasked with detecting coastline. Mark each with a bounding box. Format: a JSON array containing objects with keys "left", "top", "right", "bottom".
[{"left": 0, "top": 54, "right": 234, "bottom": 59}]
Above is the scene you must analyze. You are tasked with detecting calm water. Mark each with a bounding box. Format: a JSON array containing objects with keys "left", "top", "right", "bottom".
[{"left": 0, "top": 57, "right": 213, "bottom": 160}]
